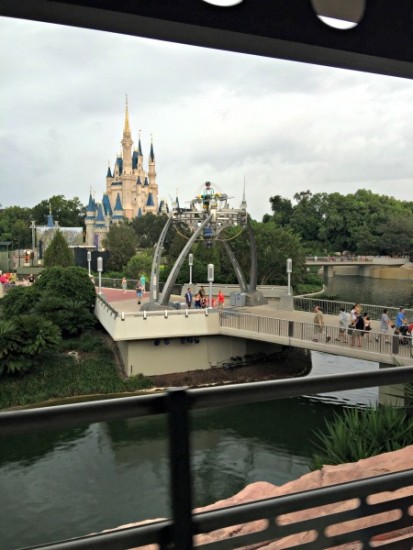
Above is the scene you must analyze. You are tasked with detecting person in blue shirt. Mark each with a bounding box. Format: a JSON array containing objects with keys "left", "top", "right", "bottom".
[{"left": 395, "top": 307, "right": 408, "bottom": 330}]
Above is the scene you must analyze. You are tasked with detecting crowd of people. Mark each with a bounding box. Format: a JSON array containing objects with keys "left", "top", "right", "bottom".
[
  {"left": 185, "top": 286, "right": 225, "bottom": 309},
  {"left": 313, "top": 303, "right": 413, "bottom": 348}
]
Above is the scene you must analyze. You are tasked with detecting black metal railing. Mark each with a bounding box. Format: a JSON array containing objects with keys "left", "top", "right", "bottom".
[{"left": 2, "top": 367, "right": 413, "bottom": 549}]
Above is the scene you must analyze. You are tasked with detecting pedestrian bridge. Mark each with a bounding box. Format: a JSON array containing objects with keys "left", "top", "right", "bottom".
[
  {"left": 95, "top": 295, "right": 413, "bottom": 377},
  {"left": 305, "top": 256, "right": 410, "bottom": 278}
]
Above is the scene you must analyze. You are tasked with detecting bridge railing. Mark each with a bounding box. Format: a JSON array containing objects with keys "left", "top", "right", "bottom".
[
  {"left": 293, "top": 297, "right": 413, "bottom": 324},
  {"left": 220, "top": 310, "right": 413, "bottom": 362},
  {"left": 2, "top": 368, "right": 413, "bottom": 549}
]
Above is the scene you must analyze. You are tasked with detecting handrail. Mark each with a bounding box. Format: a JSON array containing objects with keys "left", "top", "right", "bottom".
[
  {"left": 2, "top": 367, "right": 413, "bottom": 549},
  {"left": 294, "top": 296, "right": 413, "bottom": 323},
  {"left": 220, "top": 310, "right": 413, "bottom": 364}
]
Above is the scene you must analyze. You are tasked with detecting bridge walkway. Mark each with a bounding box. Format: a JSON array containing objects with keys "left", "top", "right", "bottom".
[{"left": 98, "top": 288, "right": 413, "bottom": 366}]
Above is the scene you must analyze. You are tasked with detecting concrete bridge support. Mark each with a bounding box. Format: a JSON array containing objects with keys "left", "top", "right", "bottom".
[
  {"left": 323, "top": 265, "right": 335, "bottom": 280},
  {"left": 378, "top": 362, "right": 411, "bottom": 407}
]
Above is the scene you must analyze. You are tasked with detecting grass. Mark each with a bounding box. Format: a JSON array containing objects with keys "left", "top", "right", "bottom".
[{"left": 0, "top": 328, "right": 154, "bottom": 410}]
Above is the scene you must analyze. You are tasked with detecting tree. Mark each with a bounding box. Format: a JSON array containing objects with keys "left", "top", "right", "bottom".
[
  {"left": 31, "top": 195, "right": 85, "bottom": 227},
  {"left": 43, "top": 230, "right": 75, "bottom": 267},
  {"left": 130, "top": 213, "right": 170, "bottom": 250},
  {"left": 266, "top": 195, "right": 293, "bottom": 226},
  {"left": 125, "top": 251, "right": 153, "bottom": 279},
  {"left": 0, "top": 206, "right": 32, "bottom": 249},
  {"left": 103, "top": 223, "right": 138, "bottom": 271},
  {"left": 254, "top": 222, "right": 306, "bottom": 285}
]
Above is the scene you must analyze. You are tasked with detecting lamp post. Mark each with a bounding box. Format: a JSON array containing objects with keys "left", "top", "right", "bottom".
[
  {"left": 207, "top": 263, "right": 214, "bottom": 308},
  {"left": 97, "top": 256, "right": 103, "bottom": 295},
  {"left": 188, "top": 253, "right": 193, "bottom": 285},
  {"left": 30, "top": 221, "right": 36, "bottom": 265},
  {"left": 87, "top": 250, "right": 92, "bottom": 277},
  {"left": 286, "top": 258, "right": 292, "bottom": 296}
]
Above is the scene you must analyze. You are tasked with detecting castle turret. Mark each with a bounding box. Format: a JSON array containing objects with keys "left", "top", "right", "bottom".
[{"left": 85, "top": 192, "right": 97, "bottom": 247}]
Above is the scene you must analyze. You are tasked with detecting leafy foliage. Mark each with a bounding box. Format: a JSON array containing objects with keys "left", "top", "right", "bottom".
[
  {"left": 125, "top": 251, "right": 153, "bottom": 280},
  {"left": 35, "top": 266, "right": 96, "bottom": 309},
  {"left": 103, "top": 223, "right": 138, "bottom": 271},
  {"left": 265, "top": 189, "right": 413, "bottom": 256},
  {"left": 0, "top": 285, "right": 43, "bottom": 318},
  {"left": 31, "top": 195, "right": 85, "bottom": 227},
  {"left": 311, "top": 406, "right": 413, "bottom": 469},
  {"left": 43, "top": 229, "right": 75, "bottom": 267},
  {"left": 0, "top": 315, "right": 61, "bottom": 375},
  {"left": 0, "top": 206, "right": 33, "bottom": 248},
  {"left": 34, "top": 296, "right": 95, "bottom": 337},
  {"left": 131, "top": 212, "right": 170, "bottom": 250},
  {"left": 0, "top": 329, "right": 153, "bottom": 409},
  {"left": 0, "top": 268, "right": 96, "bottom": 376}
]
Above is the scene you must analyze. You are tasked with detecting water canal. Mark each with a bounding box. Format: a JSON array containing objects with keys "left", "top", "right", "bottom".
[{"left": 0, "top": 276, "right": 410, "bottom": 549}]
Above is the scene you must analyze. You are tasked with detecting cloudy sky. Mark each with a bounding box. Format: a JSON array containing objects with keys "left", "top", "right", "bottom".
[{"left": 2, "top": 15, "right": 413, "bottom": 221}]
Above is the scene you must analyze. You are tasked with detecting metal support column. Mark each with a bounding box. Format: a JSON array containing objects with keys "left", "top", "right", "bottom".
[{"left": 165, "top": 389, "right": 194, "bottom": 550}]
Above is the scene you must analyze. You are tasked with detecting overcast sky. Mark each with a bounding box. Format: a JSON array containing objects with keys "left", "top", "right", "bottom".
[{"left": 2, "top": 15, "right": 413, "bottom": 221}]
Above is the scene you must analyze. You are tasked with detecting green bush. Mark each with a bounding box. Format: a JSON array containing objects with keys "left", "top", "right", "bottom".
[
  {"left": 311, "top": 406, "right": 413, "bottom": 469},
  {"left": 0, "top": 285, "right": 42, "bottom": 318},
  {"left": 35, "top": 266, "right": 96, "bottom": 309},
  {"left": 34, "top": 296, "right": 96, "bottom": 337},
  {"left": 0, "top": 329, "right": 154, "bottom": 409},
  {"left": 0, "top": 315, "right": 61, "bottom": 376}
]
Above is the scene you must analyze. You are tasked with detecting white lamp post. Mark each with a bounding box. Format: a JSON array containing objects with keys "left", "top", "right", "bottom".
[
  {"left": 188, "top": 253, "right": 193, "bottom": 285},
  {"left": 207, "top": 263, "right": 214, "bottom": 308},
  {"left": 87, "top": 250, "right": 92, "bottom": 277},
  {"left": 97, "top": 256, "right": 103, "bottom": 295},
  {"left": 30, "top": 220, "right": 36, "bottom": 265},
  {"left": 287, "top": 258, "right": 292, "bottom": 296}
]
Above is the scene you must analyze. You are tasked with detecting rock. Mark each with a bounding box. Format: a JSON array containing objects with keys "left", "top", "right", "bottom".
[{"left": 112, "top": 446, "right": 413, "bottom": 549}]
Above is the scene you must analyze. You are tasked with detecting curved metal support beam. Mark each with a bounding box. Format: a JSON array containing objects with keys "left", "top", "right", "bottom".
[
  {"left": 247, "top": 217, "right": 258, "bottom": 293},
  {"left": 222, "top": 240, "right": 248, "bottom": 293},
  {"left": 159, "top": 213, "right": 213, "bottom": 306},
  {"left": 150, "top": 215, "right": 173, "bottom": 303}
]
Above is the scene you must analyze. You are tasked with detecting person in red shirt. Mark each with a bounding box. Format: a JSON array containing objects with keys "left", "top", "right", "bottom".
[{"left": 217, "top": 290, "right": 225, "bottom": 310}]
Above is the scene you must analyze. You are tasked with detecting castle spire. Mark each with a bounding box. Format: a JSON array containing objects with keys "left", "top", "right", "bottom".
[
  {"left": 124, "top": 94, "right": 131, "bottom": 136},
  {"left": 240, "top": 175, "right": 247, "bottom": 210},
  {"left": 149, "top": 133, "right": 155, "bottom": 162}
]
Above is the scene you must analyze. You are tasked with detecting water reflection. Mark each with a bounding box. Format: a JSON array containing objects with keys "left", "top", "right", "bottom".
[
  {"left": 0, "top": 352, "right": 379, "bottom": 549},
  {"left": 326, "top": 275, "right": 413, "bottom": 309}
]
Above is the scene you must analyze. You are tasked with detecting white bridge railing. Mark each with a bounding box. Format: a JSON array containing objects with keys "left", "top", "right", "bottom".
[{"left": 219, "top": 310, "right": 413, "bottom": 365}]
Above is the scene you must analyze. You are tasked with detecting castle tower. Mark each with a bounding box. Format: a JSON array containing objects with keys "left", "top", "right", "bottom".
[{"left": 86, "top": 99, "right": 161, "bottom": 249}]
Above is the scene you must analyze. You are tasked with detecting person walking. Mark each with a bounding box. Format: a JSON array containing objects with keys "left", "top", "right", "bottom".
[
  {"left": 313, "top": 306, "right": 330, "bottom": 342},
  {"left": 185, "top": 287, "right": 192, "bottom": 308},
  {"left": 363, "top": 312, "right": 372, "bottom": 342},
  {"left": 121, "top": 277, "right": 127, "bottom": 293},
  {"left": 136, "top": 280, "right": 143, "bottom": 305},
  {"left": 378, "top": 308, "right": 393, "bottom": 343},
  {"left": 395, "top": 307, "right": 408, "bottom": 332},
  {"left": 139, "top": 274, "right": 146, "bottom": 292},
  {"left": 217, "top": 290, "right": 225, "bottom": 310},
  {"left": 336, "top": 308, "right": 349, "bottom": 343},
  {"left": 352, "top": 310, "right": 365, "bottom": 348}
]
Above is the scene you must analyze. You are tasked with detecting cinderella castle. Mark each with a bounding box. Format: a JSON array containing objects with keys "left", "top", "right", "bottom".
[{"left": 85, "top": 100, "right": 165, "bottom": 249}]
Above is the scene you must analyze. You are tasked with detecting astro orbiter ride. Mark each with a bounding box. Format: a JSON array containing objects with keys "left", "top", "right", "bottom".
[{"left": 145, "top": 182, "right": 267, "bottom": 309}]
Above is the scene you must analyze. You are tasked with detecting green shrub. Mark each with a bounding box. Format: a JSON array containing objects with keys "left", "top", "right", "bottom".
[
  {"left": 0, "top": 329, "right": 154, "bottom": 409},
  {"left": 0, "top": 285, "right": 42, "bottom": 318},
  {"left": 311, "top": 406, "right": 413, "bottom": 469},
  {"left": 34, "top": 296, "right": 96, "bottom": 337},
  {"left": 0, "top": 315, "right": 61, "bottom": 376},
  {"left": 35, "top": 266, "right": 96, "bottom": 309}
]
